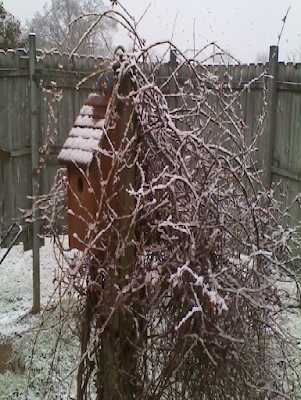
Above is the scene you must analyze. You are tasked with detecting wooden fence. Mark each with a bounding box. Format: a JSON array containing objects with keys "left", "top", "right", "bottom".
[
  {"left": 0, "top": 35, "right": 107, "bottom": 243},
  {"left": 0, "top": 34, "right": 108, "bottom": 311},
  {"left": 156, "top": 47, "right": 301, "bottom": 229},
  {"left": 1, "top": 38, "right": 301, "bottom": 309}
]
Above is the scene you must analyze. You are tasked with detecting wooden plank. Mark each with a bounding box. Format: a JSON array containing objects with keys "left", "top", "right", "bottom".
[
  {"left": 10, "top": 148, "right": 31, "bottom": 157},
  {"left": 295, "top": 65, "right": 301, "bottom": 232},
  {"left": 289, "top": 63, "right": 301, "bottom": 228},
  {"left": 295, "top": 63, "right": 301, "bottom": 175},
  {"left": 271, "top": 165, "right": 301, "bottom": 183},
  {"left": 244, "top": 64, "right": 255, "bottom": 147},
  {"left": 286, "top": 63, "right": 297, "bottom": 82},
  {"left": 0, "top": 222, "right": 31, "bottom": 237},
  {"left": 17, "top": 73, "right": 31, "bottom": 228},
  {"left": 271, "top": 62, "right": 290, "bottom": 223},
  {"left": 6, "top": 52, "right": 15, "bottom": 225},
  {"left": 229, "top": 64, "right": 243, "bottom": 152},
  {"left": 0, "top": 70, "right": 29, "bottom": 77},
  {"left": 0, "top": 162, "right": 3, "bottom": 225},
  {"left": 168, "top": 49, "right": 177, "bottom": 111},
  {"left": 20, "top": 76, "right": 31, "bottom": 147},
  {"left": 156, "top": 76, "right": 265, "bottom": 91},
  {"left": 261, "top": 46, "right": 278, "bottom": 187},
  {"left": 288, "top": 95, "right": 300, "bottom": 174},
  {"left": 277, "top": 81, "right": 301, "bottom": 93},
  {"left": 253, "top": 63, "right": 266, "bottom": 168},
  {"left": 0, "top": 68, "right": 8, "bottom": 228},
  {"left": 273, "top": 63, "right": 284, "bottom": 170},
  {"left": 229, "top": 81, "right": 264, "bottom": 90}
]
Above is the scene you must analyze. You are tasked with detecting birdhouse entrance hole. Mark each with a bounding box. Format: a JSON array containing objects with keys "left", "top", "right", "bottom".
[{"left": 77, "top": 176, "right": 84, "bottom": 193}]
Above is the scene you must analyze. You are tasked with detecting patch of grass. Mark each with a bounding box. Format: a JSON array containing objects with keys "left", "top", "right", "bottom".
[{"left": 0, "top": 300, "right": 80, "bottom": 400}]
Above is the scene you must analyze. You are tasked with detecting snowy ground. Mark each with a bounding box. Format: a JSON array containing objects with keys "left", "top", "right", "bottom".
[
  {"left": 1, "top": 240, "right": 301, "bottom": 344},
  {"left": 1, "top": 238, "right": 301, "bottom": 399},
  {"left": 0, "top": 237, "right": 79, "bottom": 400},
  {"left": 0, "top": 238, "right": 64, "bottom": 342}
]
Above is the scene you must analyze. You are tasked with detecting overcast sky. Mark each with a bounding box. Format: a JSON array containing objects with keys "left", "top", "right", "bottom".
[{"left": 3, "top": 0, "right": 301, "bottom": 62}]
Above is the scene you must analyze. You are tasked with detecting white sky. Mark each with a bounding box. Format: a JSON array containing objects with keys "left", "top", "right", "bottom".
[{"left": 3, "top": 0, "right": 301, "bottom": 62}]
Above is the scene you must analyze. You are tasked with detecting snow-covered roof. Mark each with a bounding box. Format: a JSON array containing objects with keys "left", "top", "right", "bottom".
[{"left": 58, "top": 93, "right": 108, "bottom": 167}]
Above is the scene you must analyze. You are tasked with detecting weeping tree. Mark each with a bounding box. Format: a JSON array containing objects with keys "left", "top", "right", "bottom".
[
  {"left": 25, "top": 6, "right": 301, "bottom": 400},
  {"left": 0, "top": 2, "right": 21, "bottom": 50},
  {"left": 25, "top": 0, "right": 116, "bottom": 55}
]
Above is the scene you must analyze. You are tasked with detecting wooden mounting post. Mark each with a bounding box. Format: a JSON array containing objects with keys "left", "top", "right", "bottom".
[
  {"left": 98, "top": 74, "right": 137, "bottom": 400},
  {"left": 262, "top": 45, "right": 278, "bottom": 188},
  {"left": 29, "top": 33, "right": 40, "bottom": 313}
]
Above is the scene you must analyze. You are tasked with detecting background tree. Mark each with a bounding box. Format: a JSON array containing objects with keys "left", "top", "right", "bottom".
[
  {"left": 0, "top": 2, "right": 21, "bottom": 50},
  {"left": 255, "top": 52, "right": 269, "bottom": 63},
  {"left": 26, "top": 0, "right": 116, "bottom": 56},
  {"left": 286, "top": 44, "right": 301, "bottom": 62}
]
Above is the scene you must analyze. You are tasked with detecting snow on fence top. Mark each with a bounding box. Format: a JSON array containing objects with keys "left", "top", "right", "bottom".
[{"left": 0, "top": 48, "right": 109, "bottom": 72}]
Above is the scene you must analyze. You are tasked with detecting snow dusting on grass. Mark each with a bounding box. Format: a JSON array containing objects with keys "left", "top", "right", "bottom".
[
  {"left": 0, "top": 238, "right": 60, "bottom": 341},
  {"left": 0, "top": 237, "right": 80, "bottom": 400},
  {"left": 1, "top": 238, "right": 301, "bottom": 399}
]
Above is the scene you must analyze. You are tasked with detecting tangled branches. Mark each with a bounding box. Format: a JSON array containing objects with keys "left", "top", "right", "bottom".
[
  {"left": 35, "top": 46, "right": 301, "bottom": 399},
  {"left": 58, "top": 50, "right": 300, "bottom": 399}
]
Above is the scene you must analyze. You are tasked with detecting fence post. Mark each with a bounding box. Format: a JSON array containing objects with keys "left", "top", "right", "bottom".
[
  {"left": 262, "top": 45, "right": 278, "bottom": 187},
  {"left": 169, "top": 49, "right": 178, "bottom": 111},
  {"left": 29, "top": 33, "right": 40, "bottom": 313}
]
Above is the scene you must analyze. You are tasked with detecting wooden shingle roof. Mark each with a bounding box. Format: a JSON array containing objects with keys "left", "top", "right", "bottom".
[{"left": 58, "top": 93, "right": 109, "bottom": 167}]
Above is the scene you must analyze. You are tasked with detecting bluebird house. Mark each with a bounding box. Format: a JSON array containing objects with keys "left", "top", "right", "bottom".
[
  {"left": 58, "top": 71, "right": 135, "bottom": 254},
  {"left": 58, "top": 93, "right": 105, "bottom": 252}
]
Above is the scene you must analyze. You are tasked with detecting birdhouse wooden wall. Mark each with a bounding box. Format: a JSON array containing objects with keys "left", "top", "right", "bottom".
[
  {"left": 66, "top": 163, "right": 99, "bottom": 252},
  {"left": 66, "top": 134, "right": 123, "bottom": 253}
]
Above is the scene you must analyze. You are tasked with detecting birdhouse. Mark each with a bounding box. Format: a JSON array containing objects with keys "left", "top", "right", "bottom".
[
  {"left": 58, "top": 92, "right": 106, "bottom": 252},
  {"left": 58, "top": 70, "right": 135, "bottom": 254}
]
